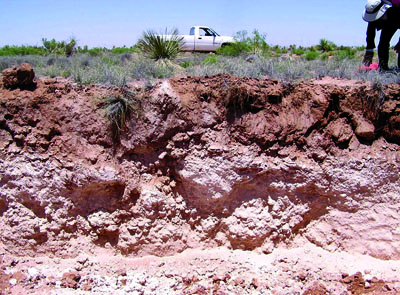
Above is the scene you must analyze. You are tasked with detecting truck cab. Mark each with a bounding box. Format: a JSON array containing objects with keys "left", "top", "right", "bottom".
[{"left": 181, "top": 26, "right": 234, "bottom": 52}]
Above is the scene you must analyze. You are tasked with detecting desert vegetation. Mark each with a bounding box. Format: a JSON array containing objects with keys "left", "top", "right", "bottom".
[
  {"left": 1, "top": 30, "right": 399, "bottom": 86},
  {"left": 100, "top": 84, "right": 141, "bottom": 141}
]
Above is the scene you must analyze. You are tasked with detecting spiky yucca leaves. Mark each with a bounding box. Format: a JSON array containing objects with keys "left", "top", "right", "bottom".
[
  {"left": 137, "top": 29, "right": 184, "bottom": 61},
  {"left": 318, "top": 38, "right": 337, "bottom": 52},
  {"left": 102, "top": 86, "right": 136, "bottom": 141}
]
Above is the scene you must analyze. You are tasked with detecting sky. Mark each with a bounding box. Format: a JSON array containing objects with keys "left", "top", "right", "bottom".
[{"left": 1, "top": 0, "right": 400, "bottom": 48}]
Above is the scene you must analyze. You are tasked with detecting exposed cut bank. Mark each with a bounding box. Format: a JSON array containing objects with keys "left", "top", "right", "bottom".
[{"left": 0, "top": 72, "right": 400, "bottom": 294}]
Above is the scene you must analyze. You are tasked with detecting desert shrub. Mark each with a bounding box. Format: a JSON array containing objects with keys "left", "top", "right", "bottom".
[
  {"left": 0, "top": 55, "right": 46, "bottom": 71},
  {"left": 111, "top": 46, "right": 138, "bottom": 54},
  {"left": 0, "top": 57, "right": 18, "bottom": 71},
  {"left": 42, "top": 38, "right": 77, "bottom": 57},
  {"left": 137, "top": 28, "right": 183, "bottom": 61},
  {"left": 180, "top": 61, "right": 195, "bottom": 68},
  {"left": 292, "top": 48, "right": 304, "bottom": 55},
  {"left": 320, "top": 52, "right": 330, "bottom": 60},
  {"left": 273, "top": 45, "right": 282, "bottom": 54},
  {"left": 216, "top": 29, "right": 268, "bottom": 56},
  {"left": 120, "top": 52, "right": 132, "bottom": 63},
  {"left": 87, "top": 47, "right": 108, "bottom": 56},
  {"left": 185, "top": 63, "right": 222, "bottom": 77},
  {"left": 273, "top": 59, "right": 313, "bottom": 81},
  {"left": 42, "top": 65, "right": 62, "bottom": 78},
  {"left": 40, "top": 57, "right": 70, "bottom": 78},
  {"left": 201, "top": 55, "right": 218, "bottom": 65},
  {"left": 248, "top": 30, "right": 269, "bottom": 54},
  {"left": 79, "top": 55, "right": 92, "bottom": 68},
  {"left": 69, "top": 55, "right": 127, "bottom": 86},
  {"left": 101, "top": 86, "right": 137, "bottom": 141},
  {"left": 175, "top": 53, "right": 205, "bottom": 66},
  {"left": 61, "top": 69, "right": 71, "bottom": 78},
  {"left": 216, "top": 42, "right": 250, "bottom": 56},
  {"left": 101, "top": 55, "right": 119, "bottom": 66},
  {"left": 305, "top": 51, "right": 319, "bottom": 61},
  {"left": 0, "top": 45, "right": 47, "bottom": 56},
  {"left": 318, "top": 39, "right": 337, "bottom": 52},
  {"left": 129, "top": 57, "right": 175, "bottom": 80},
  {"left": 333, "top": 48, "right": 356, "bottom": 61}
]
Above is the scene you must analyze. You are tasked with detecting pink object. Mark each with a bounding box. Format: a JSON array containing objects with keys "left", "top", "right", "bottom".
[
  {"left": 358, "top": 62, "right": 379, "bottom": 71},
  {"left": 390, "top": 0, "right": 400, "bottom": 6}
]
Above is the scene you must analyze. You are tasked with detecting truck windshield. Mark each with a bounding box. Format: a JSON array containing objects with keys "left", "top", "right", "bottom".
[
  {"left": 190, "top": 27, "right": 195, "bottom": 35},
  {"left": 209, "top": 28, "right": 220, "bottom": 36}
]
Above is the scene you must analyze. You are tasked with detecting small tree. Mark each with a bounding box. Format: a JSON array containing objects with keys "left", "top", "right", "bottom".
[{"left": 249, "top": 30, "right": 269, "bottom": 55}]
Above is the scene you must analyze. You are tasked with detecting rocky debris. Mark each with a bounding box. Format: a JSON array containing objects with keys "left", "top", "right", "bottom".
[
  {"left": 0, "top": 74, "right": 400, "bottom": 293},
  {"left": 354, "top": 115, "right": 375, "bottom": 141},
  {"left": 0, "top": 258, "right": 11, "bottom": 295},
  {"left": 340, "top": 272, "right": 399, "bottom": 295},
  {"left": 61, "top": 271, "right": 81, "bottom": 289},
  {"left": 302, "top": 281, "right": 328, "bottom": 295},
  {"left": 1, "top": 245, "right": 400, "bottom": 294},
  {"left": 1, "top": 63, "right": 36, "bottom": 90}
]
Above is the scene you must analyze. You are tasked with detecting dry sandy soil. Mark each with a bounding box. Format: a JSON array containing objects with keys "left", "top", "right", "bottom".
[{"left": 1, "top": 71, "right": 400, "bottom": 294}]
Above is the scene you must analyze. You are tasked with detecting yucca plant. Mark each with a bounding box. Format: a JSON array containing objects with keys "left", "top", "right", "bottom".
[
  {"left": 137, "top": 28, "right": 184, "bottom": 61},
  {"left": 101, "top": 85, "right": 136, "bottom": 141},
  {"left": 318, "top": 38, "right": 337, "bottom": 52}
]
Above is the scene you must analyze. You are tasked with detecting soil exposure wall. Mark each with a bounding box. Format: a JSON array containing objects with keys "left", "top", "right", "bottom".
[{"left": 1, "top": 73, "right": 400, "bottom": 293}]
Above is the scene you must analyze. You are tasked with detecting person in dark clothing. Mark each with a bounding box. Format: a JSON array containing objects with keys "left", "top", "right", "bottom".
[
  {"left": 377, "top": 6, "right": 400, "bottom": 70},
  {"left": 364, "top": 21, "right": 386, "bottom": 65},
  {"left": 362, "top": 0, "right": 392, "bottom": 66}
]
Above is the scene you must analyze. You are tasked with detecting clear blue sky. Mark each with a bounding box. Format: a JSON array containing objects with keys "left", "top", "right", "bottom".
[{"left": 1, "top": 0, "right": 399, "bottom": 48}]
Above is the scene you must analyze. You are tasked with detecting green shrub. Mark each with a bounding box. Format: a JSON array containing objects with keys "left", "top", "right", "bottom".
[
  {"left": 111, "top": 46, "right": 137, "bottom": 54},
  {"left": 0, "top": 45, "right": 47, "bottom": 56},
  {"left": 101, "top": 55, "right": 119, "bottom": 66},
  {"left": 248, "top": 30, "right": 269, "bottom": 54},
  {"left": 137, "top": 28, "right": 183, "bottom": 61},
  {"left": 274, "top": 46, "right": 282, "bottom": 54},
  {"left": 87, "top": 47, "right": 108, "bottom": 56},
  {"left": 292, "top": 48, "right": 305, "bottom": 55},
  {"left": 320, "top": 52, "right": 330, "bottom": 60},
  {"left": 305, "top": 51, "right": 319, "bottom": 61},
  {"left": 62, "top": 69, "right": 71, "bottom": 78},
  {"left": 201, "top": 55, "right": 218, "bottom": 65},
  {"left": 180, "top": 61, "right": 195, "bottom": 68},
  {"left": 42, "top": 38, "right": 77, "bottom": 57},
  {"left": 334, "top": 48, "right": 356, "bottom": 60},
  {"left": 216, "top": 42, "right": 250, "bottom": 56},
  {"left": 217, "top": 29, "right": 269, "bottom": 56}
]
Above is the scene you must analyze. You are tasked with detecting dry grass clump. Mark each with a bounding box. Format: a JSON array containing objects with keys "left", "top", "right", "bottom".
[{"left": 101, "top": 85, "right": 139, "bottom": 141}]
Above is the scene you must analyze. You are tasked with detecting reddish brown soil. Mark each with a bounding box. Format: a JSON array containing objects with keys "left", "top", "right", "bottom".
[
  {"left": 1, "top": 74, "right": 400, "bottom": 294},
  {"left": 170, "top": 74, "right": 400, "bottom": 149}
]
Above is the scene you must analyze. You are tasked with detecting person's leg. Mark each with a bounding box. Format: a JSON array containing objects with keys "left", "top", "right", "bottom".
[
  {"left": 378, "top": 26, "right": 397, "bottom": 71},
  {"left": 396, "top": 39, "right": 400, "bottom": 69},
  {"left": 398, "top": 53, "right": 400, "bottom": 69},
  {"left": 364, "top": 23, "right": 377, "bottom": 66}
]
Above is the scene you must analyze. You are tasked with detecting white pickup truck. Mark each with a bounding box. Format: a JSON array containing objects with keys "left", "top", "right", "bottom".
[{"left": 180, "top": 26, "right": 234, "bottom": 52}]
